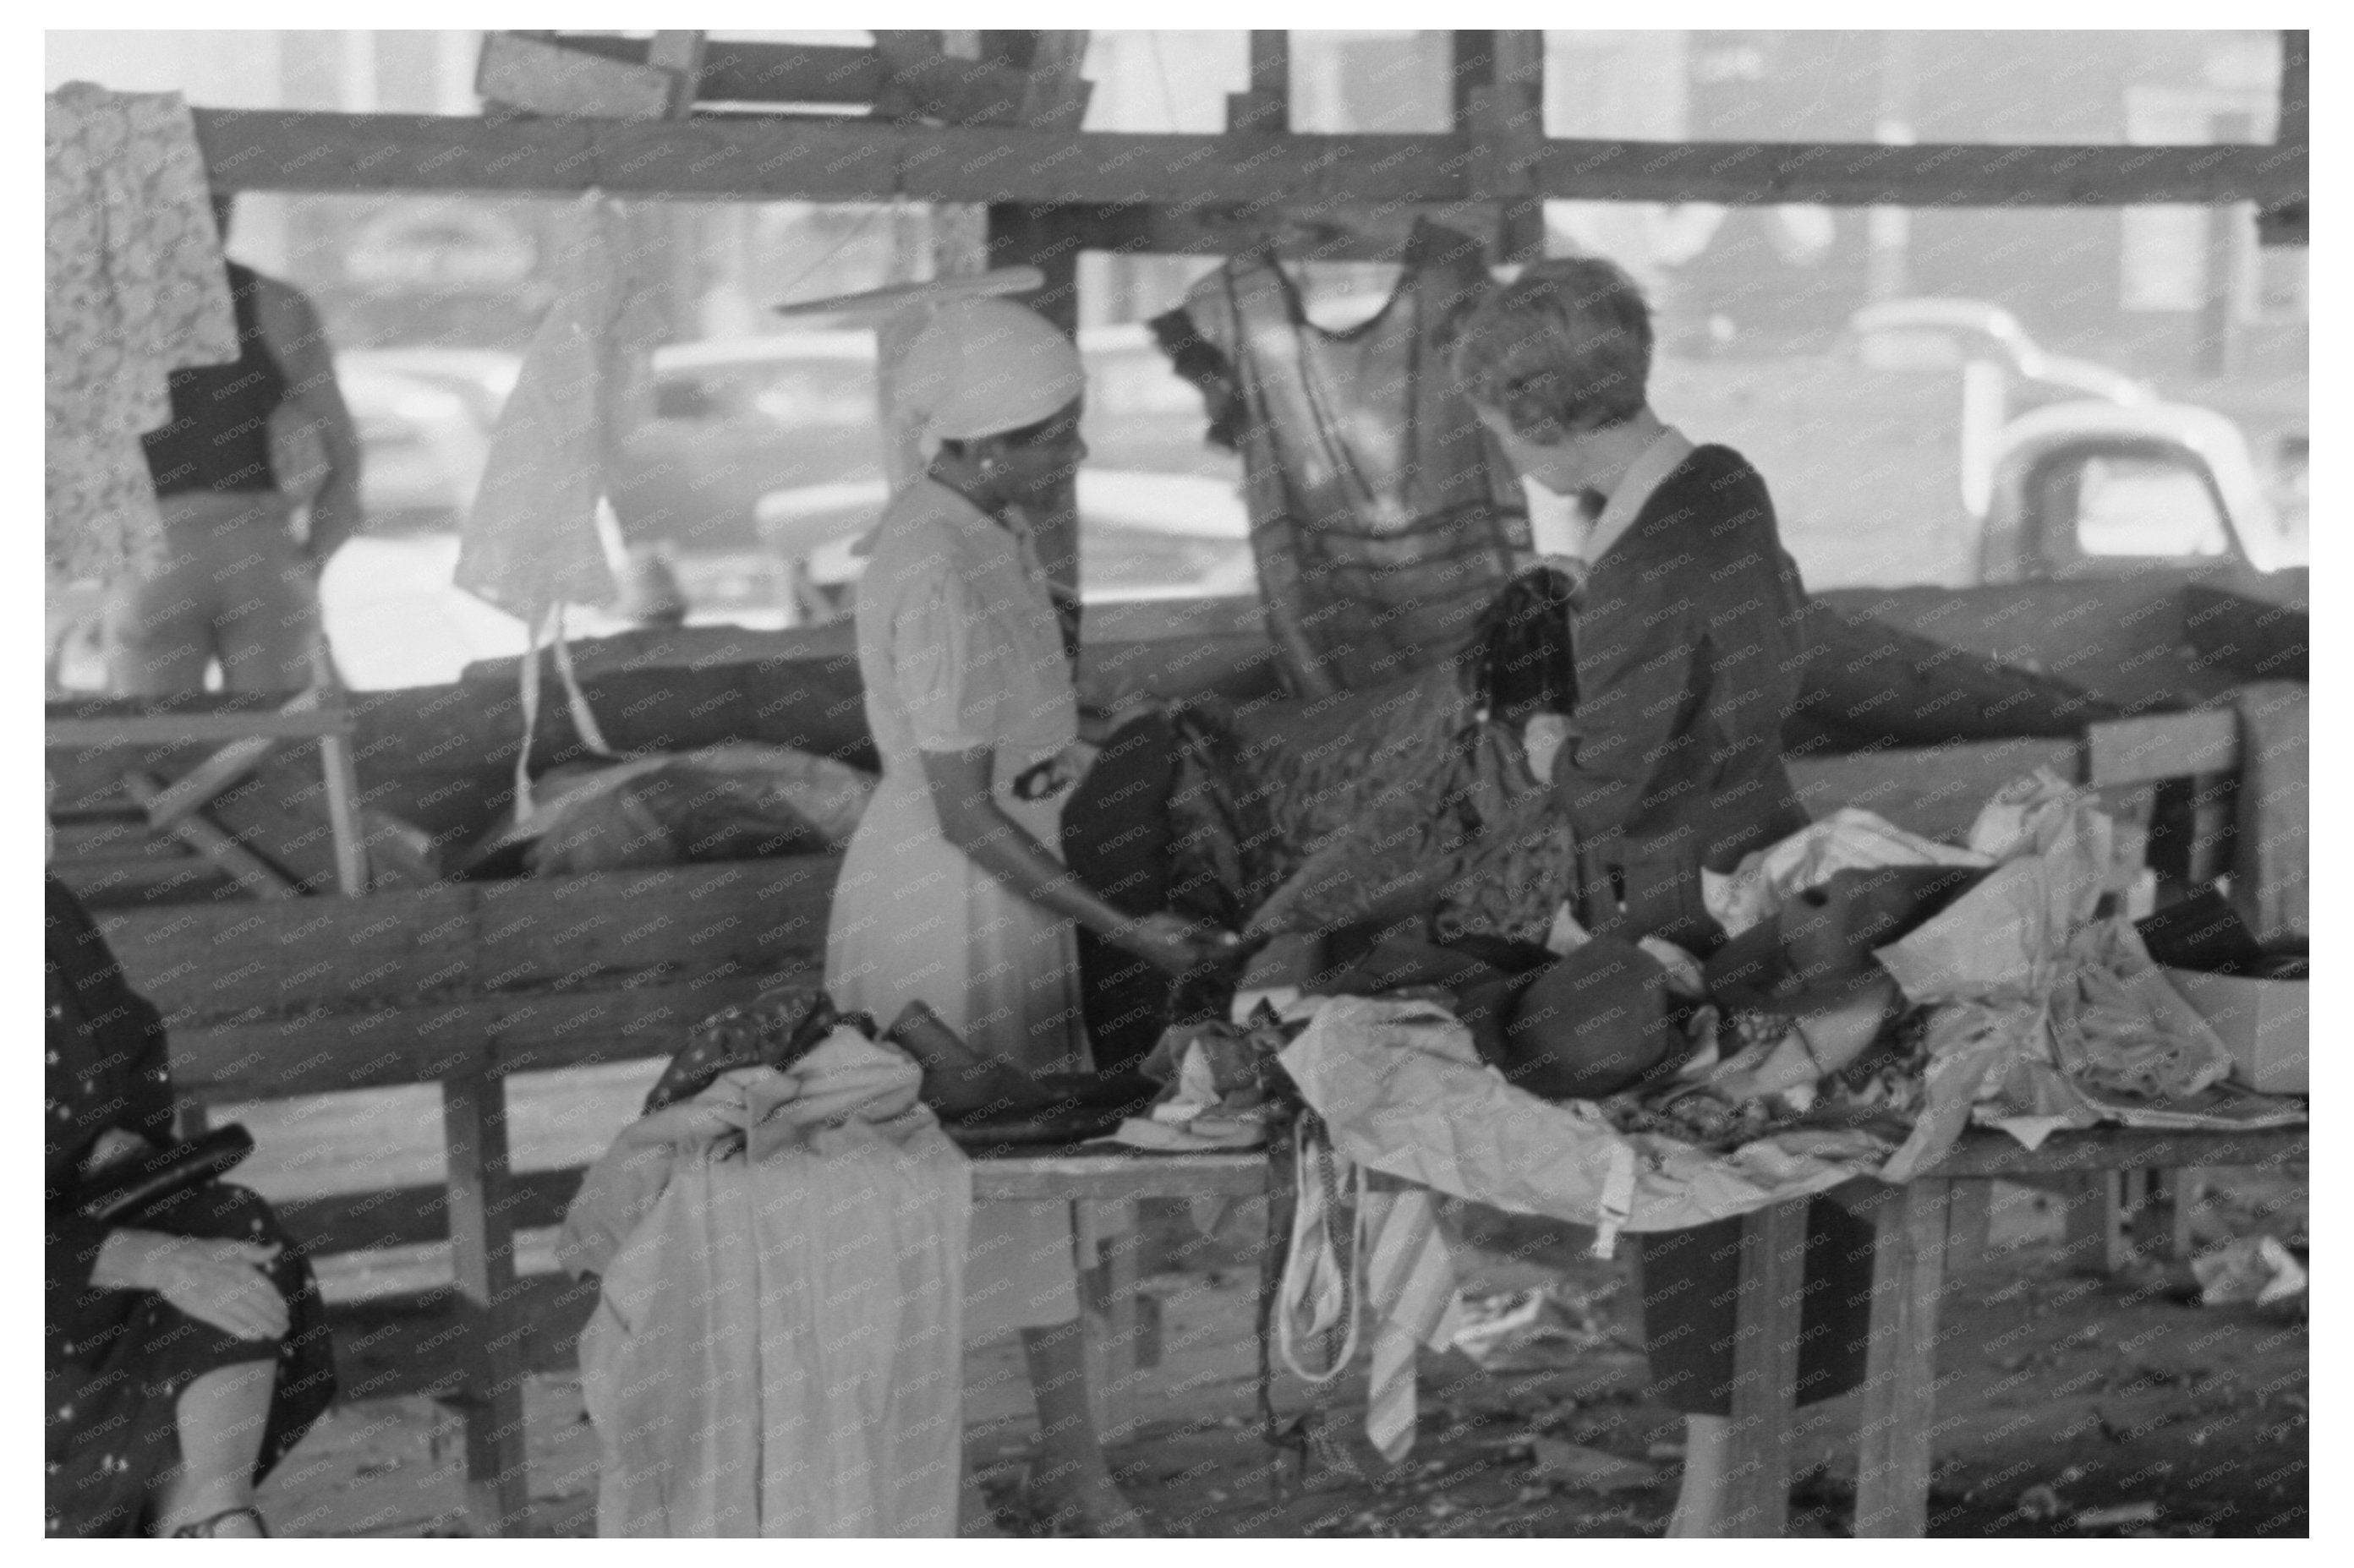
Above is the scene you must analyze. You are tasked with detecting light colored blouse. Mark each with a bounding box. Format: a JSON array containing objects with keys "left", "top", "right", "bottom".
[{"left": 853, "top": 477, "right": 1078, "bottom": 784}]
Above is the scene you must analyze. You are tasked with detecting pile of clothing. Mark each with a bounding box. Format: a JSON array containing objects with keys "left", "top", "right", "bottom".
[
  {"left": 1240, "top": 770, "right": 2303, "bottom": 1458},
  {"left": 561, "top": 991, "right": 970, "bottom": 1538}
]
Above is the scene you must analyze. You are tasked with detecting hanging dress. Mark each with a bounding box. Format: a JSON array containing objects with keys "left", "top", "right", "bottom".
[{"left": 1151, "top": 221, "right": 1526, "bottom": 697}]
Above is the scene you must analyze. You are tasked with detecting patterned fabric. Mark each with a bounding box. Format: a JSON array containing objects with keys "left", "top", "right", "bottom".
[
  {"left": 1152, "top": 221, "right": 1526, "bottom": 697},
  {"left": 643, "top": 988, "right": 858, "bottom": 1116},
  {"left": 46, "top": 82, "right": 238, "bottom": 581}
]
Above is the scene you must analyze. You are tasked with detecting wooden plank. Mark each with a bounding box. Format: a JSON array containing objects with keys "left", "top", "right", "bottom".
[
  {"left": 470, "top": 858, "right": 840, "bottom": 989},
  {"left": 2083, "top": 711, "right": 2239, "bottom": 787},
  {"left": 1853, "top": 1178, "right": 1953, "bottom": 1537},
  {"left": 1724, "top": 1200, "right": 1809, "bottom": 1537},
  {"left": 318, "top": 727, "right": 370, "bottom": 896},
  {"left": 1017, "top": 31, "right": 1092, "bottom": 131},
  {"left": 101, "top": 880, "right": 479, "bottom": 1021},
  {"left": 1789, "top": 740, "right": 2080, "bottom": 843},
  {"left": 162, "top": 974, "right": 786, "bottom": 1101},
  {"left": 441, "top": 1065, "right": 533, "bottom": 1537},
  {"left": 189, "top": 109, "right": 2307, "bottom": 208},
  {"left": 966, "top": 1151, "right": 1267, "bottom": 1204},
  {"left": 100, "top": 859, "right": 837, "bottom": 1025},
  {"left": 553, "top": 36, "right": 881, "bottom": 106},
  {"left": 1080, "top": 1202, "right": 1147, "bottom": 1442},
  {"left": 1918, "top": 1126, "right": 2305, "bottom": 1180},
  {"left": 139, "top": 697, "right": 309, "bottom": 830},
  {"left": 278, "top": 1167, "right": 583, "bottom": 1257},
  {"left": 645, "top": 31, "right": 707, "bottom": 118},
  {"left": 476, "top": 31, "right": 678, "bottom": 121},
  {"left": 2060, "top": 1172, "right": 2133, "bottom": 1276},
  {"left": 123, "top": 772, "right": 297, "bottom": 900},
  {"left": 1226, "top": 31, "right": 1291, "bottom": 134},
  {"left": 49, "top": 708, "right": 350, "bottom": 747}
]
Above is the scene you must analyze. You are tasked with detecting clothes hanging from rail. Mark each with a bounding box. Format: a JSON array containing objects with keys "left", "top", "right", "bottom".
[
  {"left": 45, "top": 82, "right": 238, "bottom": 582},
  {"left": 1151, "top": 221, "right": 1526, "bottom": 697},
  {"left": 457, "top": 194, "right": 666, "bottom": 818}
]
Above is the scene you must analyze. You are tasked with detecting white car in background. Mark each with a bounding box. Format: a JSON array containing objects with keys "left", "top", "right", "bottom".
[{"left": 764, "top": 469, "right": 1256, "bottom": 624}]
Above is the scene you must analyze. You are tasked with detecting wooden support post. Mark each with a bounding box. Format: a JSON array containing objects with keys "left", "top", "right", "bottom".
[
  {"left": 2261, "top": 30, "right": 2307, "bottom": 245},
  {"left": 2162, "top": 1167, "right": 2205, "bottom": 1262},
  {"left": 1458, "top": 30, "right": 1546, "bottom": 262},
  {"left": 1018, "top": 31, "right": 1093, "bottom": 132},
  {"left": 645, "top": 31, "right": 707, "bottom": 118},
  {"left": 1854, "top": 1178, "right": 1954, "bottom": 1538},
  {"left": 1723, "top": 1199, "right": 1809, "bottom": 1537},
  {"left": 2060, "top": 1172, "right": 2132, "bottom": 1276},
  {"left": 318, "top": 724, "right": 369, "bottom": 896},
  {"left": 1079, "top": 1200, "right": 1151, "bottom": 1442},
  {"left": 1227, "top": 31, "right": 1291, "bottom": 134},
  {"left": 442, "top": 1064, "right": 531, "bottom": 1537},
  {"left": 1943, "top": 1177, "right": 1992, "bottom": 1274},
  {"left": 985, "top": 199, "right": 1087, "bottom": 659}
]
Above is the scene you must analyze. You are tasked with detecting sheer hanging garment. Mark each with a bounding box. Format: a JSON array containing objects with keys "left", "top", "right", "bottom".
[{"left": 1152, "top": 221, "right": 1526, "bottom": 697}]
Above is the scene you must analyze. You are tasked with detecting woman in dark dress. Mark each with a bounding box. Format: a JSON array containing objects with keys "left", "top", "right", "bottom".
[
  {"left": 45, "top": 861, "right": 335, "bottom": 1538},
  {"left": 1448, "top": 258, "right": 1875, "bottom": 1537}
]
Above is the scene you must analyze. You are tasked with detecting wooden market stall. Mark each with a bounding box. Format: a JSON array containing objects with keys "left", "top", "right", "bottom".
[{"left": 47, "top": 28, "right": 2309, "bottom": 1538}]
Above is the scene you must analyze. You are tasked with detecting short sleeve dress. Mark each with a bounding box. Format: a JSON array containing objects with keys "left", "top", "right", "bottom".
[{"left": 825, "top": 478, "right": 1089, "bottom": 1334}]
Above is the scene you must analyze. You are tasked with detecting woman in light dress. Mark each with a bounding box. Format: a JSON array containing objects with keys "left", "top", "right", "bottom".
[{"left": 825, "top": 298, "right": 1233, "bottom": 1535}]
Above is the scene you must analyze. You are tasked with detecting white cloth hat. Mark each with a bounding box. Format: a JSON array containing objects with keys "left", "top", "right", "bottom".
[{"left": 893, "top": 296, "right": 1086, "bottom": 445}]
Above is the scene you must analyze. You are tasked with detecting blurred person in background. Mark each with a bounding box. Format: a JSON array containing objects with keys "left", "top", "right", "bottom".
[{"left": 104, "top": 192, "right": 363, "bottom": 695}]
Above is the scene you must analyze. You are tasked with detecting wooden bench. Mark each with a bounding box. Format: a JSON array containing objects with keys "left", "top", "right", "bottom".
[{"left": 89, "top": 712, "right": 2272, "bottom": 1535}]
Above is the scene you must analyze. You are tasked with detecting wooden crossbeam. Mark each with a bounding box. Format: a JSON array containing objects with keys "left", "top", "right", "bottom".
[
  {"left": 121, "top": 771, "right": 298, "bottom": 900},
  {"left": 190, "top": 109, "right": 2305, "bottom": 210}
]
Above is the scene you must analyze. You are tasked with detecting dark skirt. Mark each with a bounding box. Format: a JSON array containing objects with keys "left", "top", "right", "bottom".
[
  {"left": 1634, "top": 1192, "right": 1876, "bottom": 1418},
  {"left": 46, "top": 1182, "right": 336, "bottom": 1538}
]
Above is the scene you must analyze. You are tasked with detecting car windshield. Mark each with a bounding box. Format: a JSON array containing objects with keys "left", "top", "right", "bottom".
[{"left": 658, "top": 361, "right": 877, "bottom": 429}]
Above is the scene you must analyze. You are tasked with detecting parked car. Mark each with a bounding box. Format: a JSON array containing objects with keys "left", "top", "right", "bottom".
[
  {"left": 1846, "top": 297, "right": 2153, "bottom": 408},
  {"left": 763, "top": 468, "right": 1256, "bottom": 624},
  {"left": 625, "top": 323, "right": 1234, "bottom": 555},
  {"left": 1979, "top": 400, "right": 2307, "bottom": 582},
  {"left": 334, "top": 358, "right": 496, "bottom": 534},
  {"left": 339, "top": 346, "right": 521, "bottom": 430}
]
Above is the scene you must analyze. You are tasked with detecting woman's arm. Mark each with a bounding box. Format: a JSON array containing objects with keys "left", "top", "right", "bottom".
[
  {"left": 920, "top": 747, "right": 1219, "bottom": 976},
  {"left": 255, "top": 276, "right": 364, "bottom": 561},
  {"left": 89, "top": 1229, "right": 289, "bottom": 1342}
]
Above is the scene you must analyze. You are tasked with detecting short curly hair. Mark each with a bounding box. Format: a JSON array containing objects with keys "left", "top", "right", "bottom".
[{"left": 1449, "top": 255, "right": 1654, "bottom": 442}]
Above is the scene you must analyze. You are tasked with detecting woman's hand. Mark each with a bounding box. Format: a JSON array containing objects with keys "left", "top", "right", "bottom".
[
  {"left": 140, "top": 1234, "right": 289, "bottom": 1342},
  {"left": 1113, "top": 912, "right": 1241, "bottom": 977},
  {"left": 80, "top": 1128, "right": 156, "bottom": 1177}
]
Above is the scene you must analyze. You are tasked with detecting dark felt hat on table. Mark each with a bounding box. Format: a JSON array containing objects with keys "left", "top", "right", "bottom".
[{"left": 1453, "top": 936, "right": 1685, "bottom": 1102}]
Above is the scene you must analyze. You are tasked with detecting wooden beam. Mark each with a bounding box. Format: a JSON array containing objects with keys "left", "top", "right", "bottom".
[
  {"left": 1459, "top": 29, "right": 1545, "bottom": 261},
  {"left": 49, "top": 705, "right": 350, "bottom": 747},
  {"left": 189, "top": 109, "right": 2306, "bottom": 209},
  {"left": 553, "top": 36, "right": 881, "bottom": 105},
  {"left": 1018, "top": 31, "right": 1093, "bottom": 132},
  {"left": 2261, "top": 30, "right": 2308, "bottom": 245},
  {"left": 1853, "top": 1179, "right": 1953, "bottom": 1537},
  {"left": 2082, "top": 710, "right": 2239, "bottom": 788},
  {"left": 1227, "top": 31, "right": 1291, "bottom": 134},
  {"left": 122, "top": 772, "right": 298, "bottom": 900},
  {"left": 1724, "top": 1200, "right": 1809, "bottom": 1537},
  {"left": 442, "top": 1064, "right": 532, "bottom": 1537}
]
